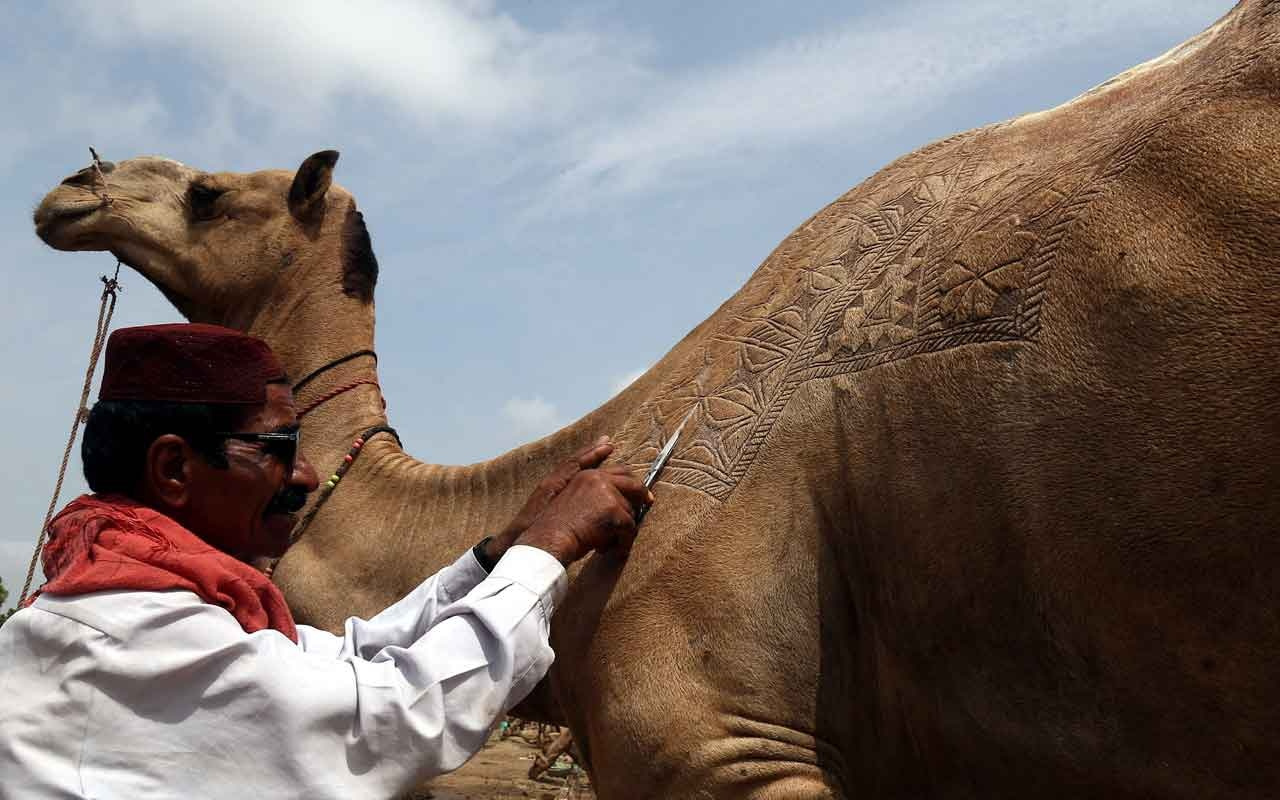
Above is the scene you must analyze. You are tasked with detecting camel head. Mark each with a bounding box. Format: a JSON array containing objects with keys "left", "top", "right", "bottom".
[{"left": 33, "top": 151, "right": 377, "bottom": 330}]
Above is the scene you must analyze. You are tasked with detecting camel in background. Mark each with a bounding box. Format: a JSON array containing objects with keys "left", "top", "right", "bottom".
[{"left": 33, "top": 1, "right": 1280, "bottom": 796}]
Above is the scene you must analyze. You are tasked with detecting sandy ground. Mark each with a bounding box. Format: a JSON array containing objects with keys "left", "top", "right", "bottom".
[{"left": 409, "top": 727, "right": 595, "bottom": 800}]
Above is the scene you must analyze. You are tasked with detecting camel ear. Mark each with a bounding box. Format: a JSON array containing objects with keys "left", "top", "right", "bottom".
[{"left": 289, "top": 150, "right": 339, "bottom": 221}]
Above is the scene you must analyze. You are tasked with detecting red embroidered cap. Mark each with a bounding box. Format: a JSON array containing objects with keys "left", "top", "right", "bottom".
[{"left": 99, "top": 323, "right": 286, "bottom": 405}]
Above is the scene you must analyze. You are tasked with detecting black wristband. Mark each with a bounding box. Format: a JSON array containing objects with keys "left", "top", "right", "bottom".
[{"left": 472, "top": 535, "right": 499, "bottom": 573}]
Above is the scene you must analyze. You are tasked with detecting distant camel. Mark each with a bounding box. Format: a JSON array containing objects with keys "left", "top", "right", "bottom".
[{"left": 34, "top": 1, "right": 1280, "bottom": 796}]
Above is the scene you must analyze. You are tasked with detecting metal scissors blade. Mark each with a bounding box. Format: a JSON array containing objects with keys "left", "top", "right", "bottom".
[
  {"left": 643, "top": 408, "right": 695, "bottom": 489},
  {"left": 636, "top": 408, "right": 694, "bottom": 524}
]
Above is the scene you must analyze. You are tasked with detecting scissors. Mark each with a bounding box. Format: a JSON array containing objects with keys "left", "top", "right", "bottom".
[{"left": 635, "top": 408, "right": 695, "bottom": 524}]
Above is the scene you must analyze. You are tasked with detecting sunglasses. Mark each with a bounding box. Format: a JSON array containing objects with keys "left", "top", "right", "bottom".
[{"left": 217, "top": 428, "right": 300, "bottom": 475}]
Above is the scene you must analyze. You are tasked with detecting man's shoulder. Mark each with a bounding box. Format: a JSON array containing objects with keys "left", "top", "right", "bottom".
[{"left": 32, "top": 589, "right": 219, "bottom": 641}]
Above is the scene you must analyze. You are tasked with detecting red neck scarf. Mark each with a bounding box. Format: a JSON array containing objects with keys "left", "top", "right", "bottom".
[{"left": 31, "top": 494, "right": 298, "bottom": 643}]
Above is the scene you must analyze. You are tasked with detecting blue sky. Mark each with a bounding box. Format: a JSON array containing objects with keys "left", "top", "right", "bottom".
[{"left": 0, "top": 0, "right": 1231, "bottom": 604}]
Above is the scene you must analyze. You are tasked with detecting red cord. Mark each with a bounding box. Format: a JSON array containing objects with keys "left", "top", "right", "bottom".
[{"left": 297, "top": 378, "right": 382, "bottom": 417}]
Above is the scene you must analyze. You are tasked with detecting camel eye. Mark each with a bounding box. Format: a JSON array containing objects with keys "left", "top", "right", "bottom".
[{"left": 189, "top": 184, "right": 225, "bottom": 221}]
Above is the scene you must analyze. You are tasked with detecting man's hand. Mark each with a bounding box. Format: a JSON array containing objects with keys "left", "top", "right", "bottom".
[
  {"left": 515, "top": 466, "right": 652, "bottom": 566},
  {"left": 482, "top": 437, "right": 616, "bottom": 565}
]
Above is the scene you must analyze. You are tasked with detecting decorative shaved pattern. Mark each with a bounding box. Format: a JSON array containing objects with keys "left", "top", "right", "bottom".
[{"left": 622, "top": 120, "right": 1165, "bottom": 500}]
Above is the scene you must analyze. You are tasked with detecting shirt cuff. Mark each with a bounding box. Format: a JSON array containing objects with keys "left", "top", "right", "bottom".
[
  {"left": 441, "top": 547, "right": 492, "bottom": 604},
  {"left": 466, "top": 541, "right": 496, "bottom": 575},
  {"left": 490, "top": 545, "right": 568, "bottom": 618}
]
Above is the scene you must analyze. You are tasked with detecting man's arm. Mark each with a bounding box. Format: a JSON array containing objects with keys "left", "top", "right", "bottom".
[{"left": 294, "top": 545, "right": 491, "bottom": 658}]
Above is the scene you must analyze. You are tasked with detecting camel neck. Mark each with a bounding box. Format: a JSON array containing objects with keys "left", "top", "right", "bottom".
[{"left": 238, "top": 263, "right": 379, "bottom": 396}]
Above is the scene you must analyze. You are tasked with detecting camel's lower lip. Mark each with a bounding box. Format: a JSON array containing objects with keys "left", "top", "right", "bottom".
[{"left": 34, "top": 201, "right": 103, "bottom": 242}]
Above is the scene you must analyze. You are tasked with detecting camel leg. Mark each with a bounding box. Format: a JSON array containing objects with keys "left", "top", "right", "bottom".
[{"left": 528, "top": 727, "right": 575, "bottom": 780}]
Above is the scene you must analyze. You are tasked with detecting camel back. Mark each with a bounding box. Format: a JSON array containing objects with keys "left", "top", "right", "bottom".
[{"left": 618, "top": 1, "right": 1274, "bottom": 502}]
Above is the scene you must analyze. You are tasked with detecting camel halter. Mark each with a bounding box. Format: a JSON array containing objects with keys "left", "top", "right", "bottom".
[
  {"left": 292, "top": 349, "right": 381, "bottom": 418},
  {"left": 20, "top": 261, "right": 123, "bottom": 606}
]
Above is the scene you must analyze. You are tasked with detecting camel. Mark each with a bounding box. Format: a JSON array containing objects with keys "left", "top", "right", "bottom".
[{"left": 32, "top": 1, "right": 1280, "bottom": 796}]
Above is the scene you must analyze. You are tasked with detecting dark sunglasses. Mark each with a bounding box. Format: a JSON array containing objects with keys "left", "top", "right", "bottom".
[{"left": 216, "top": 428, "right": 300, "bottom": 475}]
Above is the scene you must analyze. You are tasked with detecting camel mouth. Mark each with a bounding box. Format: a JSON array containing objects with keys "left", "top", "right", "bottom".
[{"left": 33, "top": 195, "right": 107, "bottom": 248}]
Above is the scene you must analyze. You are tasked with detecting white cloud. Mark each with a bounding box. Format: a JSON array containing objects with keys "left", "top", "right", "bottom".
[
  {"left": 535, "top": 0, "right": 1230, "bottom": 208},
  {"left": 64, "top": 0, "right": 650, "bottom": 131},
  {"left": 500, "top": 395, "right": 560, "bottom": 437},
  {"left": 0, "top": 63, "right": 170, "bottom": 174},
  {"left": 610, "top": 368, "right": 647, "bottom": 396},
  {"left": 51, "top": 0, "right": 1230, "bottom": 212}
]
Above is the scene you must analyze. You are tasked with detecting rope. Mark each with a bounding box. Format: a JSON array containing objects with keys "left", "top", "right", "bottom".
[
  {"left": 291, "top": 349, "right": 377, "bottom": 394},
  {"left": 20, "top": 263, "right": 122, "bottom": 606},
  {"left": 297, "top": 378, "right": 381, "bottom": 418},
  {"left": 88, "top": 146, "right": 114, "bottom": 207}
]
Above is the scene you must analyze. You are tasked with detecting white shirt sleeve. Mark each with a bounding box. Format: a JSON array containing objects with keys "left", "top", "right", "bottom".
[
  {"left": 272, "top": 544, "right": 568, "bottom": 790},
  {"left": 294, "top": 546, "right": 493, "bottom": 659},
  {"left": 1, "top": 544, "right": 567, "bottom": 799}
]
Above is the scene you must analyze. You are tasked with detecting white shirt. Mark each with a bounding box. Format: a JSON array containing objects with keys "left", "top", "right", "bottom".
[{"left": 0, "top": 544, "right": 566, "bottom": 800}]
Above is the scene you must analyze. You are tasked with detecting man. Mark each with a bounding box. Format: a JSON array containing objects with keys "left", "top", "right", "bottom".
[{"left": 0, "top": 323, "right": 650, "bottom": 798}]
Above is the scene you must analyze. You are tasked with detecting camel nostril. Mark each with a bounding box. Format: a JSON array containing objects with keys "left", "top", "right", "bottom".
[
  {"left": 59, "top": 161, "right": 114, "bottom": 187},
  {"left": 60, "top": 168, "right": 95, "bottom": 187}
]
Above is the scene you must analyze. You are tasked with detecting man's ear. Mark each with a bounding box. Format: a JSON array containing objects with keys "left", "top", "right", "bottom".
[
  {"left": 288, "top": 150, "right": 339, "bottom": 222},
  {"left": 144, "top": 434, "right": 194, "bottom": 511}
]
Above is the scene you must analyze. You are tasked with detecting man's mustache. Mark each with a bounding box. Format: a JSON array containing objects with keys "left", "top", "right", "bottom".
[{"left": 264, "top": 485, "right": 309, "bottom": 516}]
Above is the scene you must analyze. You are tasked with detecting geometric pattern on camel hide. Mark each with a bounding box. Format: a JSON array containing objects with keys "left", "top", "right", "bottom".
[{"left": 617, "top": 34, "right": 1254, "bottom": 502}]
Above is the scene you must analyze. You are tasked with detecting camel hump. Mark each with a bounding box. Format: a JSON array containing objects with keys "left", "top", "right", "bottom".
[{"left": 618, "top": 0, "right": 1280, "bottom": 502}]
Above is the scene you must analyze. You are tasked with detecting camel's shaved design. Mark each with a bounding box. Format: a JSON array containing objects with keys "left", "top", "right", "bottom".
[
  {"left": 624, "top": 70, "right": 1198, "bottom": 501},
  {"left": 33, "top": 2, "right": 1280, "bottom": 797}
]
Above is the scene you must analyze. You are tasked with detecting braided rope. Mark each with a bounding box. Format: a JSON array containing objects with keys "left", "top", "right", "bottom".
[{"left": 20, "top": 263, "right": 122, "bottom": 606}]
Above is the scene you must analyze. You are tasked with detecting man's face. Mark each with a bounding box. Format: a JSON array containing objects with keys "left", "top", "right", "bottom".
[{"left": 183, "top": 383, "right": 319, "bottom": 561}]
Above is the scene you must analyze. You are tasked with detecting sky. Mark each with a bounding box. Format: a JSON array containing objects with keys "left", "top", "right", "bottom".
[{"left": 0, "top": 0, "right": 1232, "bottom": 605}]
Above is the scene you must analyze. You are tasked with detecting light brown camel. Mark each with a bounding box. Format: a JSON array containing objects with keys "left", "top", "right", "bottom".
[{"left": 33, "top": 1, "right": 1280, "bottom": 796}]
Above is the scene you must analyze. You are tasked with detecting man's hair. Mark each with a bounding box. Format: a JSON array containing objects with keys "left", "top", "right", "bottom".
[{"left": 81, "top": 400, "right": 252, "bottom": 495}]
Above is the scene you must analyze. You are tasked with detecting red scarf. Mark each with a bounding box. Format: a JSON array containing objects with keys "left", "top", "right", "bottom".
[{"left": 31, "top": 494, "right": 298, "bottom": 643}]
